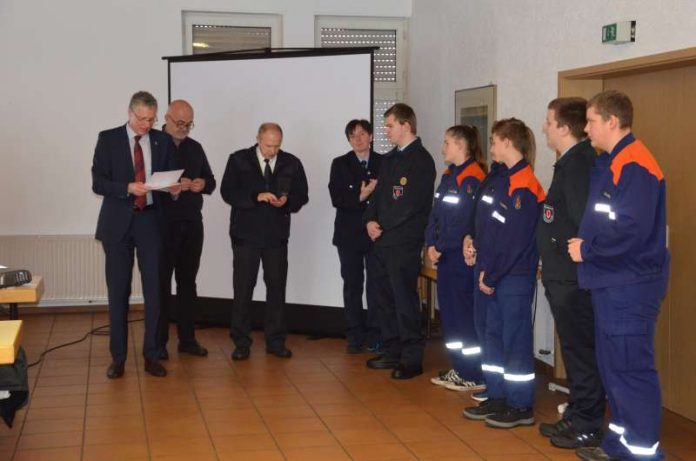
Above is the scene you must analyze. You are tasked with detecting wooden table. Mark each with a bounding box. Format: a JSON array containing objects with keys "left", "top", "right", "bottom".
[
  {"left": 0, "top": 320, "right": 23, "bottom": 365},
  {"left": 419, "top": 260, "right": 438, "bottom": 338},
  {"left": 0, "top": 276, "right": 44, "bottom": 320}
]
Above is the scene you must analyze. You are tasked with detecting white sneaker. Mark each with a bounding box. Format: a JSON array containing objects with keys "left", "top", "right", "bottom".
[
  {"left": 445, "top": 380, "right": 486, "bottom": 392},
  {"left": 430, "top": 369, "right": 461, "bottom": 387}
]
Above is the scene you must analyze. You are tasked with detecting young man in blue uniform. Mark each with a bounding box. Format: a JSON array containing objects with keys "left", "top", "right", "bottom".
[
  {"left": 329, "top": 119, "right": 383, "bottom": 354},
  {"left": 463, "top": 118, "right": 545, "bottom": 428},
  {"left": 537, "top": 98, "right": 604, "bottom": 449},
  {"left": 364, "top": 103, "right": 436, "bottom": 380},
  {"left": 569, "top": 90, "right": 670, "bottom": 461},
  {"left": 426, "top": 125, "right": 486, "bottom": 392}
]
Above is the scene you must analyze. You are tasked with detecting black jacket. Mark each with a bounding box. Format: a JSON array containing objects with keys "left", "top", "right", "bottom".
[
  {"left": 162, "top": 131, "right": 216, "bottom": 222},
  {"left": 220, "top": 146, "right": 308, "bottom": 247},
  {"left": 537, "top": 139, "right": 595, "bottom": 282},
  {"left": 328, "top": 150, "right": 382, "bottom": 250},
  {"left": 364, "top": 138, "right": 436, "bottom": 247}
]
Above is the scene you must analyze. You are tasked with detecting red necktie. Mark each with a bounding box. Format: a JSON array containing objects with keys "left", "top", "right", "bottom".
[{"left": 134, "top": 135, "right": 146, "bottom": 210}]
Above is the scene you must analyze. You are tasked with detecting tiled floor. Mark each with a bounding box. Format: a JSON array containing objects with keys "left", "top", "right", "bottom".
[{"left": 1, "top": 312, "right": 694, "bottom": 460}]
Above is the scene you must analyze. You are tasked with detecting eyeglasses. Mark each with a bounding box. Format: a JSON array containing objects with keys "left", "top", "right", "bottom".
[
  {"left": 132, "top": 113, "right": 158, "bottom": 125},
  {"left": 166, "top": 115, "right": 195, "bottom": 130}
]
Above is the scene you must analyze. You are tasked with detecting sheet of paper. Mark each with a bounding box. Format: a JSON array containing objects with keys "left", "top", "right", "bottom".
[{"left": 146, "top": 169, "right": 184, "bottom": 190}]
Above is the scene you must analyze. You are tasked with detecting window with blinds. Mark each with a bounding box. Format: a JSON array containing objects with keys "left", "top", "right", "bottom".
[
  {"left": 317, "top": 19, "right": 407, "bottom": 154},
  {"left": 192, "top": 25, "right": 271, "bottom": 54},
  {"left": 320, "top": 28, "right": 397, "bottom": 82},
  {"left": 182, "top": 12, "right": 281, "bottom": 55}
]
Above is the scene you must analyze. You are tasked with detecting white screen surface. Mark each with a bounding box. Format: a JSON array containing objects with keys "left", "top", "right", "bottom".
[{"left": 169, "top": 52, "right": 372, "bottom": 307}]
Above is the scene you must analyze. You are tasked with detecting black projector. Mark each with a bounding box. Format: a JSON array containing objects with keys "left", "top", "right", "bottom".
[{"left": 0, "top": 269, "right": 32, "bottom": 289}]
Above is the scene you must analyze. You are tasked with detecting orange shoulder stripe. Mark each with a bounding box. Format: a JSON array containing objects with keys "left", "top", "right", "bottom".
[
  {"left": 611, "top": 140, "right": 664, "bottom": 185},
  {"left": 456, "top": 162, "right": 486, "bottom": 187},
  {"left": 509, "top": 165, "right": 546, "bottom": 203}
]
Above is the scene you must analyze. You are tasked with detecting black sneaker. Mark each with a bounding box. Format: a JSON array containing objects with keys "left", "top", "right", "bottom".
[
  {"left": 576, "top": 446, "right": 620, "bottom": 461},
  {"left": 462, "top": 399, "right": 505, "bottom": 420},
  {"left": 471, "top": 390, "right": 488, "bottom": 402},
  {"left": 539, "top": 418, "right": 572, "bottom": 438},
  {"left": 551, "top": 428, "right": 602, "bottom": 449},
  {"left": 485, "top": 406, "right": 534, "bottom": 428}
]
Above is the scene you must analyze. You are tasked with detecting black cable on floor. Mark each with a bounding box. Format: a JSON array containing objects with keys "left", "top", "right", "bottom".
[{"left": 26, "top": 318, "right": 144, "bottom": 368}]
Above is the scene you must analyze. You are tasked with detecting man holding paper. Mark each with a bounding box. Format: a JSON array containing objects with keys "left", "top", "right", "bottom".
[
  {"left": 92, "top": 91, "right": 179, "bottom": 379},
  {"left": 158, "top": 100, "right": 216, "bottom": 359}
]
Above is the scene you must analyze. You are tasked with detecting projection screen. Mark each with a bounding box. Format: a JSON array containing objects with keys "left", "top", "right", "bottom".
[{"left": 167, "top": 49, "right": 374, "bottom": 308}]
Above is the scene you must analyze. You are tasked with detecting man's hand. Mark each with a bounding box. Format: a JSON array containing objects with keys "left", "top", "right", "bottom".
[
  {"left": 128, "top": 182, "right": 149, "bottom": 196},
  {"left": 190, "top": 178, "right": 206, "bottom": 193},
  {"left": 257, "top": 192, "right": 278, "bottom": 203},
  {"left": 168, "top": 182, "right": 182, "bottom": 196},
  {"left": 479, "top": 271, "right": 495, "bottom": 295},
  {"left": 568, "top": 238, "right": 584, "bottom": 262},
  {"left": 269, "top": 195, "right": 288, "bottom": 208},
  {"left": 366, "top": 221, "right": 382, "bottom": 241},
  {"left": 180, "top": 177, "right": 192, "bottom": 192},
  {"left": 463, "top": 235, "right": 476, "bottom": 266},
  {"left": 359, "top": 179, "right": 378, "bottom": 202},
  {"left": 427, "top": 246, "right": 441, "bottom": 267}
]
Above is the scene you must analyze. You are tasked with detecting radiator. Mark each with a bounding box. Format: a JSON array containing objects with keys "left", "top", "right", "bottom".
[{"left": 0, "top": 235, "right": 142, "bottom": 306}]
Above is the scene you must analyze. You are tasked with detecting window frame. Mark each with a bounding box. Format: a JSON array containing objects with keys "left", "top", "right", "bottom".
[{"left": 182, "top": 11, "right": 283, "bottom": 54}]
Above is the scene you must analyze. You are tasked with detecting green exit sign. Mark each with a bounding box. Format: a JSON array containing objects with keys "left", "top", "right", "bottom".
[
  {"left": 603, "top": 21, "right": 636, "bottom": 44},
  {"left": 602, "top": 24, "right": 618, "bottom": 42}
]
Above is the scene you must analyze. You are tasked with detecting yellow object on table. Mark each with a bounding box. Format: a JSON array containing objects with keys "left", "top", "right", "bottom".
[
  {"left": 0, "top": 276, "right": 44, "bottom": 320},
  {"left": 0, "top": 320, "right": 23, "bottom": 365}
]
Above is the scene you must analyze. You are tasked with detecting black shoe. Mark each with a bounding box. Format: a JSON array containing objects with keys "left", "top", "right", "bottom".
[
  {"left": 391, "top": 364, "right": 423, "bottom": 380},
  {"left": 576, "top": 446, "right": 620, "bottom": 461},
  {"left": 231, "top": 346, "right": 250, "bottom": 361},
  {"left": 485, "top": 406, "right": 535, "bottom": 428},
  {"left": 266, "top": 347, "right": 292, "bottom": 358},
  {"left": 539, "top": 419, "right": 572, "bottom": 438},
  {"left": 158, "top": 348, "right": 169, "bottom": 361},
  {"left": 178, "top": 341, "right": 208, "bottom": 357},
  {"left": 551, "top": 428, "right": 603, "bottom": 449},
  {"left": 366, "top": 354, "right": 399, "bottom": 369},
  {"left": 106, "top": 362, "right": 125, "bottom": 379},
  {"left": 462, "top": 399, "right": 506, "bottom": 420},
  {"left": 144, "top": 359, "right": 167, "bottom": 377},
  {"left": 346, "top": 344, "right": 364, "bottom": 354}
]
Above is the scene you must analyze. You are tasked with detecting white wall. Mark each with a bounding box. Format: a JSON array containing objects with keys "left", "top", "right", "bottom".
[
  {"left": 409, "top": 0, "right": 696, "bottom": 188},
  {"left": 0, "top": 0, "right": 411, "bottom": 236}
]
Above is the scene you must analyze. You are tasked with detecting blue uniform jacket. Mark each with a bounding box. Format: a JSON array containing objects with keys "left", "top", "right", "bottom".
[
  {"left": 578, "top": 134, "right": 670, "bottom": 289},
  {"left": 476, "top": 159, "right": 545, "bottom": 288},
  {"left": 425, "top": 159, "right": 485, "bottom": 251}
]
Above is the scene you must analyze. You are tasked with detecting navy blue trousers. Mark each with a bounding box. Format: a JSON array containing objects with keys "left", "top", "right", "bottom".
[
  {"left": 436, "top": 249, "right": 482, "bottom": 381},
  {"left": 481, "top": 273, "right": 536, "bottom": 409},
  {"left": 371, "top": 241, "right": 424, "bottom": 368},
  {"left": 593, "top": 280, "right": 665, "bottom": 461},
  {"left": 337, "top": 246, "right": 381, "bottom": 348},
  {"left": 102, "top": 210, "right": 162, "bottom": 363}
]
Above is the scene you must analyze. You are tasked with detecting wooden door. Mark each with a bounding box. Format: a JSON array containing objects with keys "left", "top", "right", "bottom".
[{"left": 605, "top": 67, "right": 696, "bottom": 420}]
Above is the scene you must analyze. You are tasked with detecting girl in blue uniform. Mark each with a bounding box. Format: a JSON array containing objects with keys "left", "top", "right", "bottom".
[
  {"left": 463, "top": 118, "right": 545, "bottom": 428},
  {"left": 426, "top": 125, "right": 487, "bottom": 392}
]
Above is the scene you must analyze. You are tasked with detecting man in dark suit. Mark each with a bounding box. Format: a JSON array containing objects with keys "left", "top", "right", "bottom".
[
  {"left": 364, "top": 103, "right": 436, "bottom": 379},
  {"left": 158, "top": 99, "right": 216, "bottom": 359},
  {"left": 329, "top": 119, "right": 383, "bottom": 354},
  {"left": 92, "top": 91, "right": 178, "bottom": 379},
  {"left": 221, "top": 123, "right": 309, "bottom": 361}
]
